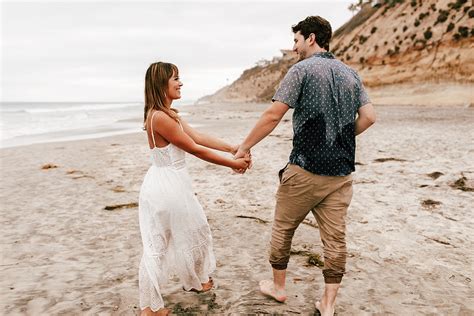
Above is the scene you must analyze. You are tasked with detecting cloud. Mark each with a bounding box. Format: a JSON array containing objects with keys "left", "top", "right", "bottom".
[{"left": 1, "top": 1, "right": 352, "bottom": 101}]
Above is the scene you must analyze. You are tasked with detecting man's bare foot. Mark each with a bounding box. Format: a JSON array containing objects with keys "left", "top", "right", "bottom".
[
  {"left": 259, "top": 279, "right": 287, "bottom": 303},
  {"left": 315, "top": 301, "right": 335, "bottom": 316},
  {"left": 140, "top": 307, "right": 170, "bottom": 316}
]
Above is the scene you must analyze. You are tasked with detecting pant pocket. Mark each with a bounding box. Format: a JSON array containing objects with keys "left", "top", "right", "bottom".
[{"left": 278, "top": 163, "right": 289, "bottom": 183}]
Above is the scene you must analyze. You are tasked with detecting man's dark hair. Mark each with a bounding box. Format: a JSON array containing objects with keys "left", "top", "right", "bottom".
[{"left": 292, "top": 16, "right": 332, "bottom": 51}]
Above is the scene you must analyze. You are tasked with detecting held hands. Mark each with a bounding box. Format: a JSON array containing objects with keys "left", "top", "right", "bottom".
[
  {"left": 232, "top": 145, "right": 252, "bottom": 174},
  {"left": 232, "top": 153, "right": 251, "bottom": 171}
]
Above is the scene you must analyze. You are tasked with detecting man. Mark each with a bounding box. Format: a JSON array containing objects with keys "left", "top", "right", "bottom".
[{"left": 235, "top": 16, "right": 376, "bottom": 315}]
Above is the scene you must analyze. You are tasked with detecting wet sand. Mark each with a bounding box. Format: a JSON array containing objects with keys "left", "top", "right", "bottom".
[{"left": 0, "top": 102, "right": 473, "bottom": 315}]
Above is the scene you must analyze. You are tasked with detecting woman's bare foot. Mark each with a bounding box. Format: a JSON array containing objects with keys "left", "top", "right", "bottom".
[
  {"left": 259, "top": 279, "right": 287, "bottom": 303},
  {"left": 200, "top": 277, "right": 214, "bottom": 292},
  {"left": 315, "top": 301, "right": 335, "bottom": 316},
  {"left": 140, "top": 307, "right": 170, "bottom": 316},
  {"left": 185, "top": 277, "right": 214, "bottom": 293}
]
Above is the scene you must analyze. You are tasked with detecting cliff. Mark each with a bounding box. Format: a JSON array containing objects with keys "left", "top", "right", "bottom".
[{"left": 199, "top": 0, "right": 473, "bottom": 105}]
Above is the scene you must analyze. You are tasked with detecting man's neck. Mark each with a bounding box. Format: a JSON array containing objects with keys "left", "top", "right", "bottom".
[
  {"left": 313, "top": 46, "right": 327, "bottom": 54},
  {"left": 306, "top": 46, "right": 327, "bottom": 58}
]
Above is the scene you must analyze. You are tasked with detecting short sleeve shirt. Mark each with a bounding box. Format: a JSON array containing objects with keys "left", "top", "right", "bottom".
[{"left": 272, "top": 52, "right": 370, "bottom": 176}]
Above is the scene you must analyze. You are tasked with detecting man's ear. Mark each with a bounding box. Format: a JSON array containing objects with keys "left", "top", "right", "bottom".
[{"left": 309, "top": 33, "right": 317, "bottom": 45}]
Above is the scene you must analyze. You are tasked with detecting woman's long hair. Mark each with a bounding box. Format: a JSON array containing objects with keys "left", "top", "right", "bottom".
[{"left": 143, "top": 62, "right": 180, "bottom": 130}]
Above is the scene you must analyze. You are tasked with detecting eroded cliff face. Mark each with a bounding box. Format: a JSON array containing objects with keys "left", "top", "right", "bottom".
[
  {"left": 333, "top": 0, "right": 473, "bottom": 87},
  {"left": 200, "top": 0, "right": 473, "bottom": 104}
]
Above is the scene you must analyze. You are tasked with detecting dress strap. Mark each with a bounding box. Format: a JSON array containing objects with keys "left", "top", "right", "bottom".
[{"left": 150, "top": 111, "right": 157, "bottom": 148}]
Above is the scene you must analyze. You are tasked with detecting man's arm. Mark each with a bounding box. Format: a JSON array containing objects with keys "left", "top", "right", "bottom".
[
  {"left": 355, "top": 103, "right": 376, "bottom": 135},
  {"left": 236, "top": 101, "right": 290, "bottom": 157}
]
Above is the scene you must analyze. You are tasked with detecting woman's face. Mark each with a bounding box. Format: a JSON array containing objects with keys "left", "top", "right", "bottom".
[{"left": 167, "top": 71, "right": 183, "bottom": 100}]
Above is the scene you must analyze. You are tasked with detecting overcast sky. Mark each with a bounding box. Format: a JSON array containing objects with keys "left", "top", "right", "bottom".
[{"left": 1, "top": 0, "right": 353, "bottom": 102}]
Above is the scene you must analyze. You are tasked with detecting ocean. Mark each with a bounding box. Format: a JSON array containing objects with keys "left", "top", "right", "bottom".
[{"left": 0, "top": 100, "right": 194, "bottom": 148}]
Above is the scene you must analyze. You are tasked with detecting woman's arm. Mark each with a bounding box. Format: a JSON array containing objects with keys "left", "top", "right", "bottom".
[
  {"left": 180, "top": 119, "right": 237, "bottom": 154},
  {"left": 152, "top": 111, "right": 248, "bottom": 169}
]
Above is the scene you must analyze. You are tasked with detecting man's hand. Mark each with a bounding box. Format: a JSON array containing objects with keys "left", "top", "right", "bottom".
[
  {"left": 229, "top": 144, "right": 239, "bottom": 155},
  {"left": 233, "top": 146, "right": 252, "bottom": 174}
]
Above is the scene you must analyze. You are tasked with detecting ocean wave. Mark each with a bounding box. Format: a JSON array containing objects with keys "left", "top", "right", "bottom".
[{"left": 22, "top": 102, "right": 141, "bottom": 114}]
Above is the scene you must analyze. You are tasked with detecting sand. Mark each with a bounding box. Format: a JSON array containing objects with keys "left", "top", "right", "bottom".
[{"left": 1, "top": 102, "right": 473, "bottom": 315}]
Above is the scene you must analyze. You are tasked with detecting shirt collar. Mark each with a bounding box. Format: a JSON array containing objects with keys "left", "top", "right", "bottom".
[{"left": 311, "top": 51, "right": 335, "bottom": 59}]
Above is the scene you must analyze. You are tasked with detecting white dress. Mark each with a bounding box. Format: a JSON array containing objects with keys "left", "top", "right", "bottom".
[{"left": 138, "top": 114, "right": 216, "bottom": 311}]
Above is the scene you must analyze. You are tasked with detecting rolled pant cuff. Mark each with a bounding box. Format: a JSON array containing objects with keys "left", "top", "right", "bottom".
[
  {"left": 323, "top": 275, "right": 343, "bottom": 284},
  {"left": 271, "top": 263, "right": 288, "bottom": 270}
]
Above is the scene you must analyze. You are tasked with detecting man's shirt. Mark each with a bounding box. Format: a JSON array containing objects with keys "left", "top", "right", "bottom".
[{"left": 273, "top": 52, "right": 370, "bottom": 176}]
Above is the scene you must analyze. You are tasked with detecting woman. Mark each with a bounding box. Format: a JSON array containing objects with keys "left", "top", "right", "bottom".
[{"left": 139, "top": 62, "right": 250, "bottom": 315}]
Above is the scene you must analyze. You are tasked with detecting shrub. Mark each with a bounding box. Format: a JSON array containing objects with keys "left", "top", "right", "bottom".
[
  {"left": 430, "top": 4, "right": 436, "bottom": 11},
  {"left": 414, "top": 19, "right": 420, "bottom": 27},
  {"left": 411, "top": 0, "right": 417, "bottom": 7},
  {"left": 384, "top": 41, "right": 388, "bottom": 45},
  {"left": 359, "top": 57, "right": 365, "bottom": 64},
  {"left": 463, "top": 6, "right": 470, "bottom": 13},
  {"left": 447, "top": 22, "right": 455, "bottom": 32},
  {"left": 393, "top": 27, "right": 398, "bottom": 32},
  {"left": 458, "top": 26, "right": 469, "bottom": 37},
  {"left": 403, "top": 25, "right": 408, "bottom": 32},
  {"left": 419, "top": 12, "right": 429, "bottom": 20},
  {"left": 424, "top": 28, "right": 433, "bottom": 40},
  {"left": 359, "top": 35, "right": 368, "bottom": 44},
  {"left": 436, "top": 10, "right": 449, "bottom": 24},
  {"left": 410, "top": 33, "right": 417, "bottom": 40},
  {"left": 371, "top": 27, "right": 377, "bottom": 34},
  {"left": 374, "top": 45, "right": 379, "bottom": 51},
  {"left": 450, "top": 0, "right": 468, "bottom": 11},
  {"left": 469, "top": 9, "right": 474, "bottom": 18}
]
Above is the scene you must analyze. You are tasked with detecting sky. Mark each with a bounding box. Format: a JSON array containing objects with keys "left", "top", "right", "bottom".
[{"left": 1, "top": 0, "right": 354, "bottom": 102}]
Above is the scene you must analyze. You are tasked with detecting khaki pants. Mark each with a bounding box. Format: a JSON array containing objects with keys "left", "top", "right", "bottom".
[{"left": 270, "top": 164, "right": 353, "bottom": 284}]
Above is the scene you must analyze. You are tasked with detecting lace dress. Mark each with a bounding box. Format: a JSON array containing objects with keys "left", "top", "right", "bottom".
[{"left": 138, "top": 114, "right": 216, "bottom": 311}]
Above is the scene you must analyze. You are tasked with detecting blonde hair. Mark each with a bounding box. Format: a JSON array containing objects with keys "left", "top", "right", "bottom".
[{"left": 143, "top": 62, "right": 180, "bottom": 130}]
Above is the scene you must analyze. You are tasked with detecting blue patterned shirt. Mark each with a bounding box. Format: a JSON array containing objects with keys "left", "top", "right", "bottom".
[{"left": 272, "top": 52, "right": 370, "bottom": 176}]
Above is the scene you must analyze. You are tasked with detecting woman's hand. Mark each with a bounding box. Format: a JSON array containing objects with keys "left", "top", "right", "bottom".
[{"left": 232, "top": 154, "right": 251, "bottom": 170}]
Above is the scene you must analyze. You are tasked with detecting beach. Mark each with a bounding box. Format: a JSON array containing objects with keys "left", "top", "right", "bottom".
[{"left": 0, "top": 102, "right": 473, "bottom": 315}]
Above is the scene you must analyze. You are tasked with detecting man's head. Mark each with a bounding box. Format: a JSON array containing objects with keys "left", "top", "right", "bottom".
[{"left": 292, "top": 16, "right": 332, "bottom": 61}]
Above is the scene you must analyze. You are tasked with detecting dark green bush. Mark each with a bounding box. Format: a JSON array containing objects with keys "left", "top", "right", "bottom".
[
  {"left": 359, "top": 35, "right": 368, "bottom": 44},
  {"left": 458, "top": 26, "right": 469, "bottom": 37},
  {"left": 447, "top": 22, "right": 455, "bottom": 32},
  {"left": 436, "top": 10, "right": 449, "bottom": 24},
  {"left": 424, "top": 28, "right": 433, "bottom": 40}
]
